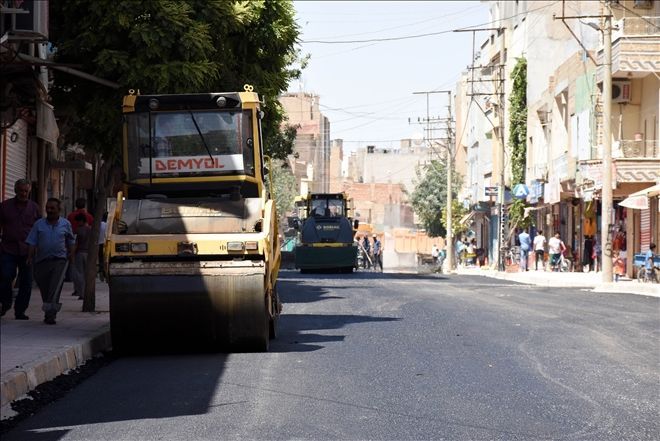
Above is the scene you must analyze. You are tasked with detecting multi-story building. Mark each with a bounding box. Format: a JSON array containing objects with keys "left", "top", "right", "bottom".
[
  {"left": 1, "top": 1, "right": 110, "bottom": 214},
  {"left": 592, "top": 0, "right": 660, "bottom": 275},
  {"left": 279, "top": 92, "right": 331, "bottom": 193},
  {"left": 328, "top": 139, "right": 343, "bottom": 193}
]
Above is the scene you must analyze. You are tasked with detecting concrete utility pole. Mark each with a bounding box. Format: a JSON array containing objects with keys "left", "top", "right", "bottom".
[
  {"left": 412, "top": 90, "right": 454, "bottom": 271},
  {"left": 553, "top": 0, "right": 615, "bottom": 281},
  {"left": 601, "top": 6, "right": 613, "bottom": 283},
  {"left": 440, "top": 91, "right": 455, "bottom": 273},
  {"left": 497, "top": 28, "right": 506, "bottom": 272},
  {"left": 455, "top": 26, "right": 506, "bottom": 271}
]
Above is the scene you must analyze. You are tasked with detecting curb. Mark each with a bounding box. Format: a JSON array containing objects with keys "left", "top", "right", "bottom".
[
  {"left": 0, "top": 326, "right": 111, "bottom": 420},
  {"left": 455, "top": 268, "right": 660, "bottom": 297}
]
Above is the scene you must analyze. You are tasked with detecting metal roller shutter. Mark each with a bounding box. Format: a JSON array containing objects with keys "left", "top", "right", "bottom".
[{"left": 2, "top": 119, "right": 28, "bottom": 200}]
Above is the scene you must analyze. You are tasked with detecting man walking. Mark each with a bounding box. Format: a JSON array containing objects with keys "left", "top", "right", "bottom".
[
  {"left": 372, "top": 234, "right": 383, "bottom": 272},
  {"left": 518, "top": 228, "right": 531, "bottom": 272},
  {"left": 26, "top": 198, "right": 75, "bottom": 325},
  {"left": 548, "top": 232, "right": 566, "bottom": 272},
  {"left": 362, "top": 235, "right": 371, "bottom": 269},
  {"left": 0, "top": 179, "right": 41, "bottom": 319},
  {"left": 533, "top": 230, "right": 547, "bottom": 271}
]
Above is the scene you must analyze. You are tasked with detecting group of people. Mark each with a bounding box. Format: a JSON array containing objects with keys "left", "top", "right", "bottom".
[
  {"left": 518, "top": 229, "right": 569, "bottom": 272},
  {"left": 0, "top": 179, "right": 105, "bottom": 325},
  {"left": 359, "top": 234, "right": 383, "bottom": 271},
  {"left": 518, "top": 229, "right": 603, "bottom": 272},
  {"left": 455, "top": 238, "right": 482, "bottom": 267}
]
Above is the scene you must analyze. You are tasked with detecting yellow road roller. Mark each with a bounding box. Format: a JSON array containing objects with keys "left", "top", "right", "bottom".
[{"left": 106, "top": 86, "right": 281, "bottom": 352}]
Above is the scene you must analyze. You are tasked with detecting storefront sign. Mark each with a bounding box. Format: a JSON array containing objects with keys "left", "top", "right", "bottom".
[
  {"left": 485, "top": 186, "right": 498, "bottom": 196},
  {"left": 553, "top": 154, "right": 569, "bottom": 180},
  {"left": 544, "top": 175, "right": 561, "bottom": 205},
  {"left": 578, "top": 162, "right": 617, "bottom": 190},
  {"left": 528, "top": 181, "right": 544, "bottom": 204}
]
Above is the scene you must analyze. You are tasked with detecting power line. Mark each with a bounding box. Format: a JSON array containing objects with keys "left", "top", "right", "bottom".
[
  {"left": 301, "top": 2, "right": 559, "bottom": 44},
  {"left": 302, "top": 4, "right": 483, "bottom": 40}
]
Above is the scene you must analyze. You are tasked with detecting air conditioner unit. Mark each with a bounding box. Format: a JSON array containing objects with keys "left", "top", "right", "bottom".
[
  {"left": 612, "top": 81, "right": 631, "bottom": 103},
  {"left": 633, "top": 0, "right": 653, "bottom": 9},
  {"left": 3, "top": 0, "right": 48, "bottom": 40}
]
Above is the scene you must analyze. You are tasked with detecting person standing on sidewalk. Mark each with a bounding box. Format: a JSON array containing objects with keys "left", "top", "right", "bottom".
[
  {"left": 0, "top": 179, "right": 41, "bottom": 319},
  {"left": 67, "top": 198, "right": 93, "bottom": 234},
  {"left": 533, "top": 230, "right": 546, "bottom": 271},
  {"left": 518, "top": 229, "right": 531, "bottom": 272},
  {"left": 26, "top": 198, "right": 75, "bottom": 325},
  {"left": 372, "top": 234, "right": 383, "bottom": 272},
  {"left": 71, "top": 214, "right": 91, "bottom": 300},
  {"left": 97, "top": 212, "right": 108, "bottom": 282},
  {"left": 66, "top": 198, "right": 93, "bottom": 294}
]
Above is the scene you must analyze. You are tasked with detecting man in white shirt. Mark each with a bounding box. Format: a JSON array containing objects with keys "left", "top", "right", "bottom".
[
  {"left": 548, "top": 232, "right": 566, "bottom": 272},
  {"left": 431, "top": 244, "right": 439, "bottom": 266},
  {"left": 533, "top": 230, "right": 546, "bottom": 271}
]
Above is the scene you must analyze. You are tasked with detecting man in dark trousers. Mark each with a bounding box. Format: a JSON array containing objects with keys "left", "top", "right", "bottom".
[
  {"left": 0, "top": 179, "right": 41, "bottom": 319},
  {"left": 26, "top": 198, "right": 75, "bottom": 325}
]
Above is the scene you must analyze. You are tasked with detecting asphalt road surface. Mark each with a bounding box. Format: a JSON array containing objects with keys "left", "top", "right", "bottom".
[{"left": 4, "top": 271, "right": 659, "bottom": 440}]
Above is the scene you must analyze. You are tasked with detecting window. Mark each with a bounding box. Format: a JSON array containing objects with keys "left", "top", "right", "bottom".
[{"left": 125, "top": 110, "right": 255, "bottom": 180}]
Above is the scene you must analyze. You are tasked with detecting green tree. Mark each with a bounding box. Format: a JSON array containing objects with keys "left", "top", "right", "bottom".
[
  {"left": 441, "top": 199, "right": 469, "bottom": 238},
  {"left": 410, "top": 160, "right": 462, "bottom": 237},
  {"left": 270, "top": 160, "right": 298, "bottom": 222},
  {"left": 508, "top": 57, "right": 532, "bottom": 230},
  {"left": 49, "top": 0, "right": 301, "bottom": 311}
]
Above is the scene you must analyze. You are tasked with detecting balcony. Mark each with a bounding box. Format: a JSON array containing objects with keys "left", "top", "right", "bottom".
[
  {"left": 597, "top": 16, "right": 660, "bottom": 80},
  {"left": 615, "top": 139, "right": 660, "bottom": 159}
]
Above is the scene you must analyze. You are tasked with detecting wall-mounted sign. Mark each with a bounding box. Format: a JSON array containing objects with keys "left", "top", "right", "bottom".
[{"left": 485, "top": 186, "right": 498, "bottom": 196}]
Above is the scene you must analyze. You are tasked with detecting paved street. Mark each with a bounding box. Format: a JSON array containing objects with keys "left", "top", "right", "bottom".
[{"left": 3, "top": 271, "right": 659, "bottom": 440}]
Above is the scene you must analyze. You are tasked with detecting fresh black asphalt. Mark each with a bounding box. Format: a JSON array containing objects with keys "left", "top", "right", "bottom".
[{"left": 3, "top": 271, "right": 659, "bottom": 440}]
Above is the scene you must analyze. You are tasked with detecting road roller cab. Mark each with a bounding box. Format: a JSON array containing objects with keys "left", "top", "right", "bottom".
[{"left": 106, "top": 87, "right": 281, "bottom": 353}]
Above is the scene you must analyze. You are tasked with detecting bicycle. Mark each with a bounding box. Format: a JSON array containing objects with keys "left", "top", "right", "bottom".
[{"left": 637, "top": 265, "right": 659, "bottom": 283}]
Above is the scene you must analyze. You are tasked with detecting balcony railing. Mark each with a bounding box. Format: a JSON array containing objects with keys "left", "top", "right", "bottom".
[
  {"left": 613, "top": 16, "right": 660, "bottom": 39},
  {"left": 615, "top": 140, "right": 660, "bottom": 159}
]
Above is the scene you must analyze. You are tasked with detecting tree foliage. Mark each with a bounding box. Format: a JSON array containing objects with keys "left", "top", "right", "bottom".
[
  {"left": 508, "top": 57, "right": 532, "bottom": 229},
  {"left": 440, "top": 199, "right": 469, "bottom": 238},
  {"left": 270, "top": 160, "right": 298, "bottom": 221},
  {"left": 410, "top": 160, "right": 463, "bottom": 237},
  {"left": 509, "top": 57, "right": 527, "bottom": 185},
  {"left": 50, "top": 0, "right": 301, "bottom": 160}
]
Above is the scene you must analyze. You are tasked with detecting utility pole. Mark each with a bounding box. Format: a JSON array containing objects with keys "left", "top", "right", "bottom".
[
  {"left": 554, "top": 1, "right": 613, "bottom": 282},
  {"left": 497, "top": 28, "right": 507, "bottom": 272},
  {"left": 601, "top": 5, "right": 613, "bottom": 283},
  {"left": 412, "top": 90, "right": 454, "bottom": 271},
  {"left": 455, "top": 27, "right": 506, "bottom": 270},
  {"left": 444, "top": 91, "right": 455, "bottom": 273}
]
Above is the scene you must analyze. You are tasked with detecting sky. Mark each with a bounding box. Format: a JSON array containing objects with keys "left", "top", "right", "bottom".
[{"left": 289, "top": 1, "right": 491, "bottom": 152}]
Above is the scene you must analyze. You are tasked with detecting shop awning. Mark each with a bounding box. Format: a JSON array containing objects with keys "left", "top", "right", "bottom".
[
  {"left": 458, "top": 211, "right": 475, "bottom": 226},
  {"left": 618, "top": 184, "right": 660, "bottom": 210}
]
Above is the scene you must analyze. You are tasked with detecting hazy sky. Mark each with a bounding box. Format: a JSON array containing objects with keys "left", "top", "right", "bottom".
[{"left": 290, "top": 1, "right": 490, "bottom": 152}]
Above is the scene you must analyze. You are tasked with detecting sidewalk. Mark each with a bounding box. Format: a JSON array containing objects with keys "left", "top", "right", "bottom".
[
  {"left": 0, "top": 279, "right": 111, "bottom": 420},
  {"left": 454, "top": 265, "right": 660, "bottom": 297}
]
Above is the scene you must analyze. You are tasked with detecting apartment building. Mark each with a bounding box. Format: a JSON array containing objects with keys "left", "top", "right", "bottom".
[
  {"left": 458, "top": 0, "right": 659, "bottom": 274},
  {"left": 279, "top": 91, "right": 331, "bottom": 193}
]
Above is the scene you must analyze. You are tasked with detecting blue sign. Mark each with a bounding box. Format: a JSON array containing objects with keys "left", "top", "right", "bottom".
[{"left": 512, "top": 184, "right": 529, "bottom": 199}]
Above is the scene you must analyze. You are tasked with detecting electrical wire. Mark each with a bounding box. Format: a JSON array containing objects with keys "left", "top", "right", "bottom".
[{"left": 301, "top": 2, "right": 559, "bottom": 44}]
